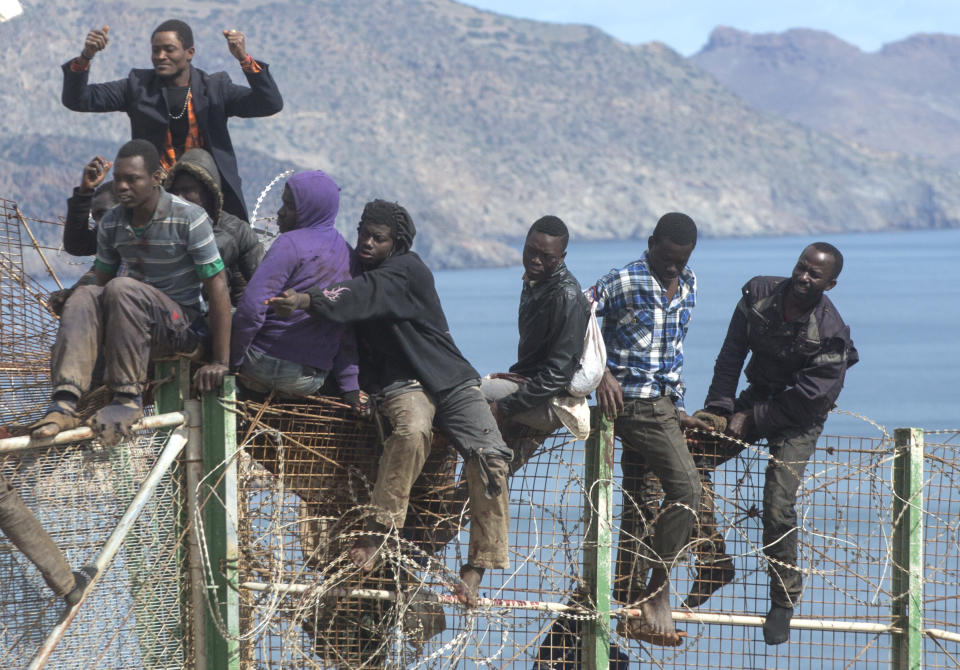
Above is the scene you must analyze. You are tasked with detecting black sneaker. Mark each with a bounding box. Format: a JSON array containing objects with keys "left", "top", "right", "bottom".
[{"left": 63, "top": 565, "right": 97, "bottom": 608}]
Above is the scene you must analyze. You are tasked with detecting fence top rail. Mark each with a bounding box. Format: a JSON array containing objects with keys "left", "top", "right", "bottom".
[{"left": 0, "top": 410, "right": 187, "bottom": 455}]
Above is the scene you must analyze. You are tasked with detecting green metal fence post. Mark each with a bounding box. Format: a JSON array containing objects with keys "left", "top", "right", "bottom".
[
  {"left": 891, "top": 427, "right": 924, "bottom": 670},
  {"left": 154, "top": 358, "right": 190, "bottom": 415},
  {"left": 583, "top": 414, "right": 614, "bottom": 670},
  {"left": 202, "top": 376, "right": 240, "bottom": 670}
]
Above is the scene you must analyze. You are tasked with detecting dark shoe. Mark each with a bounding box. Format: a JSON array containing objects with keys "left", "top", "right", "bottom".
[
  {"left": 403, "top": 591, "right": 446, "bottom": 645},
  {"left": 763, "top": 604, "right": 794, "bottom": 645},
  {"left": 682, "top": 559, "right": 735, "bottom": 608},
  {"left": 63, "top": 565, "right": 97, "bottom": 608}
]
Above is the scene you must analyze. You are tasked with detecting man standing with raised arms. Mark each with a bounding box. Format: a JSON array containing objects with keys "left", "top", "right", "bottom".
[
  {"left": 685, "top": 242, "right": 858, "bottom": 646},
  {"left": 593, "top": 212, "right": 709, "bottom": 647},
  {"left": 61, "top": 20, "right": 283, "bottom": 220}
]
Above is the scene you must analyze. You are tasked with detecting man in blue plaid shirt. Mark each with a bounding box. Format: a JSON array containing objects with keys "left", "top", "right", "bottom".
[{"left": 593, "top": 212, "right": 710, "bottom": 647}]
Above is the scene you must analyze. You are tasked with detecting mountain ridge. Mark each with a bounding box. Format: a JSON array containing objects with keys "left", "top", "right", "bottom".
[
  {"left": 3, "top": 1, "right": 960, "bottom": 269},
  {"left": 693, "top": 26, "right": 960, "bottom": 170}
]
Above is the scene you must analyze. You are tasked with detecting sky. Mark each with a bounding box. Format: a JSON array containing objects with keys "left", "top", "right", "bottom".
[{"left": 463, "top": 0, "right": 959, "bottom": 55}]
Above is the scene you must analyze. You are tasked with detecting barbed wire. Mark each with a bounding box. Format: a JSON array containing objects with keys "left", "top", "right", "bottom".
[
  {"left": 185, "top": 398, "right": 959, "bottom": 668},
  {"left": 250, "top": 169, "right": 295, "bottom": 243}
]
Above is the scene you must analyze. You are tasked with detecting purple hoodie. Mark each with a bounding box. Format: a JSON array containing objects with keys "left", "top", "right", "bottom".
[{"left": 230, "top": 171, "right": 358, "bottom": 391}]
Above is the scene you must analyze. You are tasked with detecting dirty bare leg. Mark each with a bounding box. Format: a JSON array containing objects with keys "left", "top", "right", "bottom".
[
  {"left": 623, "top": 567, "right": 685, "bottom": 646},
  {"left": 454, "top": 564, "right": 485, "bottom": 608}
]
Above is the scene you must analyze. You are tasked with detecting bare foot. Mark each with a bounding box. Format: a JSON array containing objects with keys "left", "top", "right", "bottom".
[
  {"left": 348, "top": 536, "right": 380, "bottom": 573},
  {"left": 620, "top": 571, "right": 685, "bottom": 647},
  {"left": 453, "top": 565, "right": 485, "bottom": 608}
]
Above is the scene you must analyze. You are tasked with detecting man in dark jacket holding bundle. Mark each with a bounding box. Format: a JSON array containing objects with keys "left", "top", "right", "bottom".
[
  {"left": 482, "top": 215, "right": 590, "bottom": 465},
  {"left": 686, "top": 242, "right": 858, "bottom": 646},
  {"left": 269, "top": 200, "right": 512, "bottom": 608}
]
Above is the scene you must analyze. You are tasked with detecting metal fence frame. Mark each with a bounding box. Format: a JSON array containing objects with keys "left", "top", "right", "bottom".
[{"left": 1, "top": 367, "right": 956, "bottom": 669}]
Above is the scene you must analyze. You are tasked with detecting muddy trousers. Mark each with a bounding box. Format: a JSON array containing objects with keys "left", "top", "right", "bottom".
[
  {"left": 693, "top": 418, "right": 822, "bottom": 608},
  {"left": 372, "top": 383, "right": 511, "bottom": 570},
  {"left": 613, "top": 397, "right": 701, "bottom": 604},
  {"left": 51, "top": 278, "right": 198, "bottom": 398},
  {"left": 0, "top": 475, "right": 75, "bottom": 596}
]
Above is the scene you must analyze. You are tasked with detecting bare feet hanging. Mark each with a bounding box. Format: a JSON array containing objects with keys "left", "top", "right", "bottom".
[
  {"left": 453, "top": 564, "right": 485, "bottom": 608},
  {"left": 348, "top": 521, "right": 387, "bottom": 573},
  {"left": 618, "top": 569, "right": 686, "bottom": 647}
]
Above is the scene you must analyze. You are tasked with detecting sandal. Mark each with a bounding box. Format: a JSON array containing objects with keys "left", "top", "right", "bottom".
[{"left": 617, "top": 616, "right": 687, "bottom": 647}]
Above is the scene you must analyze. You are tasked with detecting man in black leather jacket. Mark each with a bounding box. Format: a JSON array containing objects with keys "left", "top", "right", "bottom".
[
  {"left": 482, "top": 216, "right": 590, "bottom": 467},
  {"left": 686, "top": 242, "right": 859, "bottom": 645}
]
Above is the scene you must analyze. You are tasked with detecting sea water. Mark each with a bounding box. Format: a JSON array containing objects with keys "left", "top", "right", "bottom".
[{"left": 435, "top": 228, "right": 960, "bottom": 437}]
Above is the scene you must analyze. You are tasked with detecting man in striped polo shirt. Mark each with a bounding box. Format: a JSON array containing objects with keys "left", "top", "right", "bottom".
[{"left": 31, "top": 139, "right": 231, "bottom": 446}]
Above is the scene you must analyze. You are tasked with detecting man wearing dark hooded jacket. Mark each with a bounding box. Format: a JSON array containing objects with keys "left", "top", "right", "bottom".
[
  {"left": 165, "top": 148, "right": 264, "bottom": 303},
  {"left": 270, "top": 200, "right": 512, "bottom": 608},
  {"left": 686, "top": 242, "right": 858, "bottom": 646}
]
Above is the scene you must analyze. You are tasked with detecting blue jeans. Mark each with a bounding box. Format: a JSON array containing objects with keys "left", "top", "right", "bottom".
[{"left": 239, "top": 348, "right": 328, "bottom": 397}]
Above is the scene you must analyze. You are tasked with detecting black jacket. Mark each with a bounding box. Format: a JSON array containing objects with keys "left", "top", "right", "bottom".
[
  {"left": 63, "top": 188, "right": 99, "bottom": 256},
  {"left": 61, "top": 60, "right": 283, "bottom": 219},
  {"left": 705, "top": 275, "right": 859, "bottom": 436},
  {"left": 498, "top": 263, "right": 590, "bottom": 416},
  {"left": 304, "top": 252, "right": 479, "bottom": 395}
]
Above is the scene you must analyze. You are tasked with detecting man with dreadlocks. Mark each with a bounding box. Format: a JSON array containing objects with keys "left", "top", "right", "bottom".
[
  {"left": 62, "top": 19, "right": 283, "bottom": 220},
  {"left": 269, "top": 200, "right": 513, "bottom": 607}
]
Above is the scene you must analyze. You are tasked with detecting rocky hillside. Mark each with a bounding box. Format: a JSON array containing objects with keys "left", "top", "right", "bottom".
[
  {"left": 693, "top": 27, "right": 960, "bottom": 169},
  {"left": 3, "top": 0, "right": 960, "bottom": 269}
]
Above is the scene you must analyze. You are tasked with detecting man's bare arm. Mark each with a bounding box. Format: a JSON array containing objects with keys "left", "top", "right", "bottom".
[{"left": 196, "top": 271, "right": 231, "bottom": 393}]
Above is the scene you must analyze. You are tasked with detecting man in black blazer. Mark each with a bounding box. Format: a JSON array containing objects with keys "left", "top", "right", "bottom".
[{"left": 61, "top": 19, "right": 283, "bottom": 220}]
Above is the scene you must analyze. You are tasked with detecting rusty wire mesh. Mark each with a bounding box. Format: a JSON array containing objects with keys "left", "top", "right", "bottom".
[
  {"left": 0, "top": 198, "right": 61, "bottom": 427},
  {"left": 0, "top": 427, "right": 190, "bottom": 670},
  {"left": 920, "top": 429, "right": 960, "bottom": 670},
  {"left": 221, "top": 397, "right": 588, "bottom": 669}
]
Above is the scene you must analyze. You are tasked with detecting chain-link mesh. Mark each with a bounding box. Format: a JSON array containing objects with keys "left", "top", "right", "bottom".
[
  {"left": 210, "top": 400, "right": 960, "bottom": 669},
  {"left": 0, "top": 428, "right": 189, "bottom": 670}
]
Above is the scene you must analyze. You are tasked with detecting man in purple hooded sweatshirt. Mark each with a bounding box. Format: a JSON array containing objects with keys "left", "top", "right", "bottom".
[{"left": 230, "top": 171, "right": 361, "bottom": 401}]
